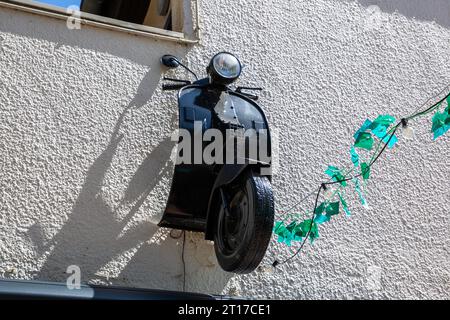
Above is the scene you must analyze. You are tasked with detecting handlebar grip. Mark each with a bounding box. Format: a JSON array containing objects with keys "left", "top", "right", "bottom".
[
  {"left": 162, "top": 83, "right": 186, "bottom": 91},
  {"left": 240, "top": 92, "right": 259, "bottom": 101},
  {"left": 236, "top": 86, "right": 263, "bottom": 93}
]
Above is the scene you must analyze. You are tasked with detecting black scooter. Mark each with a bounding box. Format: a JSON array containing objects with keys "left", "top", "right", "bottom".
[{"left": 159, "top": 52, "right": 274, "bottom": 273}]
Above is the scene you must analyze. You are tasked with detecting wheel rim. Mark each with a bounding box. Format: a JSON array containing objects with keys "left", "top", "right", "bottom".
[{"left": 217, "top": 187, "right": 250, "bottom": 256}]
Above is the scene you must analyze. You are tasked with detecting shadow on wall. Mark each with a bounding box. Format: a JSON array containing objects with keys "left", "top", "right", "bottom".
[
  {"left": 0, "top": 4, "right": 181, "bottom": 66},
  {"left": 32, "top": 67, "right": 170, "bottom": 282},
  {"left": 0, "top": 8, "right": 233, "bottom": 292},
  {"left": 31, "top": 70, "right": 232, "bottom": 291},
  {"left": 349, "top": 0, "right": 450, "bottom": 28}
]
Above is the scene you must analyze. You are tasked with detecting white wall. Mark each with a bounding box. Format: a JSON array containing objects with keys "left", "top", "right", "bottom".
[{"left": 0, "top": 0, "right": 449, "bottom": 299}]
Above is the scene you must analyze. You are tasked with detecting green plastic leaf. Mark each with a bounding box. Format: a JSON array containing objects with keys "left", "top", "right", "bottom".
[
  {"left": 314, "top": 202, "right": 328, "bottom": 224},
  {"left": 338, "top": 192, "right": 351, "bottom": 216},
  {"left": 370, "top": 115, "right": 395, "bottom": 129},
  {"left": 297, "top": 219, "right": 319, "bottom": 243},
  {"left": 445, "top": 106, "right": 450, "bottom": 127},
  {"left": 273, "top": 221, "right": 283, "bottom": 234},
  {"left": 367, "top": 114, "right": 398, "bottom": 148},
  {"left": 354, "top": 119, "right": 373, "bottom": 140},
  {"left": 354, "top": 116, "right": 396, "bottom": 150},
  {"left": 371, "top": 125, "right": 398, "bottom": 148},
  {"left": 439, "top": 102, "right": 450, "bottom": 134},
  {"left": 293, "top": 232, "right": 303, "bottom": 241},
  {"left": 315, "top": 202, "right": 326, "bottom": 215},
  {"left": 273, "top": 222, "right": 294, "bottom": 246},
  {"left": 384, "top": 134, "right": 398, "bottom": 149},
  {"left": 314, "top": 213, "right": 330, "bottom": 225},
  {"left": 325, "top": 166, "right": 348, "bottom": 186},
  {"left": 431, "top": 105, "right": 445, "bottom": 133},
  {"left": 350, "top": 147, "right": 359, "bottom": 167},
  {"left": 431, "top": 110, "right": 450, "bottom": 140},
  {"left": 292, "top": 223, "right": 306, "bottom": 239},
  {"left": 446, "top": 105, "right": 450, "bottom": 120},
  {"left": 279, "top": 235, "right": 293, "bottom": 246},
  {"left": 370, "top": 124, "right": 388, "bottom": 137},
  {"left": 315, "top": 202, "right": 340, "bottom": 224},
  {"left": 286, "top": 221, "right": 297, "bottom": 232},
  {"left": 354, "top": 132, "right": 374, "bottom": 150},
  {"left": 361, "top": 162, "right": 370, "bottom": 180},
  {"left": 325, "top": 201, "right": 340, "bottom": 218},
  {"left": 354, "top": 178, "right": 368, "bottom": 208},
  {"left": 273, "top": 222, "right": 290, "bottom": 245}
]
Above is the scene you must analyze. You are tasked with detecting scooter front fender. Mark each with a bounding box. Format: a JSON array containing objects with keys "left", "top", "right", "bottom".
[{"left": 203, "top": 162, "right": 274, "bottom": 240}]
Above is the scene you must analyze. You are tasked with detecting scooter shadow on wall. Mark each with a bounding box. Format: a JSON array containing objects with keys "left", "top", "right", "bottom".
[
  {"left": 1, "top": 7, "right": 233, "bottom": 293},
  {"left": 29, "top": 67, "right": 232, "bottom": 293},
  {"left": 35, "top": 71, "right": 169, "bottom": 283}
]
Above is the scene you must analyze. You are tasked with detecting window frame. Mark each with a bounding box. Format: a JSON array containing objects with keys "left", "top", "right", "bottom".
[{"left": 0, "top": 0, "right": 199, "bottom": 43}]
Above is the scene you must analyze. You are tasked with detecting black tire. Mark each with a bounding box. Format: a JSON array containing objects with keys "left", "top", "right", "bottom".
[{"left": 214, "top": 171, "right": 274, "bottom": 274}]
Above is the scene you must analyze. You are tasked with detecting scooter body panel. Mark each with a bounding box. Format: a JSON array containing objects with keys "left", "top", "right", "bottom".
[{"left": 159, "top": 82, "right": 272, "bottom": 233}]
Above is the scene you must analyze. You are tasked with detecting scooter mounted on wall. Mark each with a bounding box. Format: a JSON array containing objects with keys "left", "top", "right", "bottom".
[{"left": 159, "top": 52, "right": 274, "bottom": 274}]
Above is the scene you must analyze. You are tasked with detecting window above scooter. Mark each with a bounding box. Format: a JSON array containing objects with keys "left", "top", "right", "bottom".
[{"left": 208, "top": 52, "right": 242, "bottom": 85}]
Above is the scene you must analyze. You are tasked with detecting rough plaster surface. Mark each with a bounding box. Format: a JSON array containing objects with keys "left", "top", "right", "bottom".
[{"left": 0, "top": 0, "right": 449, "bottom": 299}]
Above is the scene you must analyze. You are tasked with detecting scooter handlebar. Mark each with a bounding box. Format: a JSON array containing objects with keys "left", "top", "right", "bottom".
[{"left": 162, "top": 83, "right": 186, "bottom": 91}]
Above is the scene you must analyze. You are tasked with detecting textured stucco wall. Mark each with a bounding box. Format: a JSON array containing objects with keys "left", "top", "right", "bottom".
[{"left": 0, "top": 0, "right": 449, "bottom": 299}]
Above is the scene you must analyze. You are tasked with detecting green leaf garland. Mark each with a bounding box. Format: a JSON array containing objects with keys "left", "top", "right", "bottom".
[{"left": 273, "top": 91, "right": 450, "bottom": 250}]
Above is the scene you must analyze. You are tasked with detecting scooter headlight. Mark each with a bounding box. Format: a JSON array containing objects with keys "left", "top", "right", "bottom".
[{"left": 208, "top": 52, "right": 242, "bottom": 84}]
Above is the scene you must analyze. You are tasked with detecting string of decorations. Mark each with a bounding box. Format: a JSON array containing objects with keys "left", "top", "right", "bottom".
[{"left": 272, "top": 86, "right": 450, "bottom": 268}]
